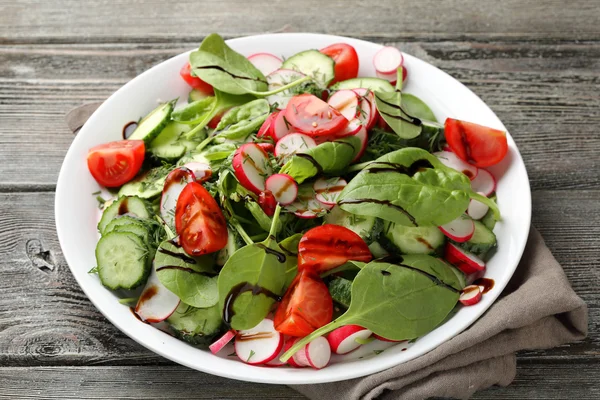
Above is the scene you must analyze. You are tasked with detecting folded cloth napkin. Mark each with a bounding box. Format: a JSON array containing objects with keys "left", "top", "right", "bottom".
[{"left": 66, "top": 104, "right": 588, "bottom": 400}]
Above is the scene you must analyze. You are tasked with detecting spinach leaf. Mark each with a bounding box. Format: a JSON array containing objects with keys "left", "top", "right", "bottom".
[
  {"left": 375, "top": 90, "right": 422, "bottom": 139},
  {"left": 190, "top": 33, "right": 311, "bottom": 97},
  {"left": 403, "top": 94, "right": 437, "bottom": 123},
  {"left": 190, "top": 33, "right": 268, "bottom": 95},
  {"left": 200, "top": 142, "right": 237, "bottom": 161},
  {"left": 171, "top": 97, "right": 216, "bottom": 125},
  {"left": 155, "top": 240, "right": 218, "bottom": 308},
  {"left": 217, "top": 204, "right": 288, "bottom": 330},
  {"left": 215, "top": 99, "right": 270, "bottom": 140},
  {"left": 338, "top": 148, "right": 500, "bottom": 226},
  {"left": 279, "top": 136, "right": 361, "bottom": 183},
  {"left": 279, "top": 233, "right": 302, "bottom": 287},
  {"left": 281, "top": 255, "right": 461, "bottom": 361}
]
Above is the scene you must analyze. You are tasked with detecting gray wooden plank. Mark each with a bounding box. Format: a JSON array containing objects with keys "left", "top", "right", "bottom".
[
  {"left": 1, "top": 0, "right": 599, "bottom": 42},
  {"left": 0, "top": 40, "right": 598, "bottom": 190},
  {"left": 0, "top": 362, "right": 599, "bottom": 400},
  {"left": 1, "top": 190, "right": 597, "bottom": 367}
]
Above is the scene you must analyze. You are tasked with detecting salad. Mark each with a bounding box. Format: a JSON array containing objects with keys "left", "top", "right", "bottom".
[{"left": 87, "top": 33, "right": 508, "bottom": 369}]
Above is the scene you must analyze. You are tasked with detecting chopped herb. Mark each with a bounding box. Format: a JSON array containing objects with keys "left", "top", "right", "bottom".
[
  {"left": 373, "top": 349, "right": 384, "bottom": 355},
  {"left": 91, "top": 190, "right": 101, "bottom": 195},
  {"left": 227, "top": 351, "right": 237, "bottom": 357},
  {"left": 408, "top": 338, "right": 418, "bottom": 344},
  {"left": 88, "top": 266, "right": 98, "bottom": 274},
  {"left": 96, "top": 196, "right": 106, "bottom": 209},
  {"left": 247, "top": 349, "right": 256, "bottom": 362}
]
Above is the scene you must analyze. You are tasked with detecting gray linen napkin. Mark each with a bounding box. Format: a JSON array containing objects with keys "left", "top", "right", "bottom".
[{"left": 66, "top": 104, "right": 588, "bottom": 400}]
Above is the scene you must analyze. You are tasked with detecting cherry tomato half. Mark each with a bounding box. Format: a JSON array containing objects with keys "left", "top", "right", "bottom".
[
  {"left": 285, "top": 94, "right": 348, "bottom": 139},
  {"left": 444, "top": 118, "right": 508, "bottom": 167},
  {"left": 87, "top": 140, "right": 145, "bottom": 187},
  {"left": 320, "top": 43, "right": 360, "bottom": 84},
  {"left": 180, "top": 62, "right": 214, "bottom": 95},
  {"left": 175, "top": 182, "right": 228, "bottom": 256},
  {"left": 298, "top": 224, "right": 373, "bottom": 274},
  {"left": 274, "top": 270, "right": 333, "bottom": 337},
  {"left": 258, "top": 190, "right": 277, "bottom": 217}
]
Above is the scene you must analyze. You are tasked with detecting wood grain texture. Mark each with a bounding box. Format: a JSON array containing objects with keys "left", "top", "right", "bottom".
[{"left": 1, "top": 39, "right": 598, "bottom": 190}]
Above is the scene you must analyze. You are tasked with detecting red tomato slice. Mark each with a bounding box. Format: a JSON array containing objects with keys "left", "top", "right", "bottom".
[
  {"left": 444, "top": 118, "right": 508, "bottom": 167},
  {"left": 180, "top": 62, "right": 214, "bottom": 95},
  {"left": 285, "top": 94, "right": 348, "bottom": 139},
  {"left": 274, "top": 270, "right": 333, "bottom": 337},
  {"left": 298, "top": 224, "right": 373, "bottom": 274},
  {"left": 175, "top": 182, "right": 228, "bottom": 256},
  {"left": 320, "top": 43, "right": 360, "bottom": 84},
  {"left": 258, "top": 190, "right": 276, "bottom": 216},
  {"left": 87, "top": 140, "right": 145, "bottom": 187}
]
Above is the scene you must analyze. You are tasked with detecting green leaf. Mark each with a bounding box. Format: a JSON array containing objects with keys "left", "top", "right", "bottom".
[
  {"left": 281, "top": 255, "right": 461, "bottom": 361},
  {"left": 338, "top": 147, "right": 500, "bottom": 226},
  {"left": 215, "top": 99, "right": 270, "bottom": 139},
  {"left": 375, "top": 90, "right": 421, "bottom": 139},
  {"left": 190, "top": 34, "right": 267, "bottom": 95},
  {"left": 155, "top": 240, "right": 219, "bottom": 308},
  {"left": 279, "top": 233, "right": 302, "bottom": 287},
  {"left": 217, "top": 205, "right": 288, "bottom": 330},
  {"left": 402, "top": 94, "right": 437, "bottom": 122},
  {"left": 171, "top": 97, "right": 216, "bottom": 124},
  {"left": 200, "top": 143, "right": 237, "bottom": 161},
  {"left": 280, "top": 136, "right": 361, "bottom": 184}
]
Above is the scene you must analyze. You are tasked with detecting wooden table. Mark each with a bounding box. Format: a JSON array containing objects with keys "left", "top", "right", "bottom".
[{"left": 1, "top": 1, "right": 598, "bottom": 398}]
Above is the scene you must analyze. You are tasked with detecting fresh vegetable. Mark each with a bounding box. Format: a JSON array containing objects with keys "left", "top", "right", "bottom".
[
  {"left": 248, "top": 53, "right": 283, "bottom": 76},
  {"left": 467, "top": 196, "right": 490, "bottom": 220},
  {"left": 160, "top": 167, "right": 196, "bottom": 228},
  {"left": 459, "top": 285, "right": 482, "bottom": 306},
  {"left": 444, "top": 118, "right": 508, "bottom": 167},
  {"left": 285, "top": 184, "right": 332, "bottom": 219},
  {"left": 265, "top": 174, "right": 298, "bottom": 205},
  {"left": 470, "top": 168, "right": 496, "bottom": 197},
  {"left": 289, "top": 336, "right": 331, "bottom": 369},
  {"left": 434, "top": 150, "right": 478, "bottom": 180},
  {"left": 298, "top": 225, "right": 372, "bottom": 274},
  {"left": 180, "top": 62, "right": 214, "bottom": 94},
  {"left": 320, "top": 43, "right": 359, "bottom": 84},
  {"left": 266, "top": 69, "right": 308, "bottom": 110},
  {"left": 274, "top": 270, "right": 333, "bottom": 337},
  {"left": 330, "top": 77, "right": 394, "bottom": 93},
  {"left": 327, "top": 325, "right": 372, "bottom": 354},
  {"left": 381, "top": 222, "right": 445, "bottom": 255},
  {"left": 175, "top": 181, "right": 228, "bottom": 256},
  {"left": 373, "top": 46, "right": 403, "bottom": 75},
  {"left": 214, "top": 99, "right": 271, "bottom": 140},
  {"left": 87, "top": 140, "right": 145, "bottom": 187},
  {"left": 444, "top": 243, "right": 486, "bottom": 275},
  {"left": 274, "top": 133, "right": 317, "bottom": 162},
  {"left": 284, "top": 94, "right": 348, "bottom": 139},
  {"left": 281, "top": 255, "right": 463, "bottom": 361},
  {"left": 324, "top": 206, "right": 383, "bottom": 245},
  {"left": 313, "top": 177, "right": 346, "bottom": 206},
  {"left": 281, "top": 49, "right": 335, "bottom": 88},
  {"left": 327, "top": 89, "right": 360, "bottom": 121},
  {"left": 167, "top": 302, "right": 223, "bottom": 346},
  {"left": 232, "top": 143, "right": 273, "bottom": 194},
  {"left": 235, "top": 318, "right": 283, "bottom": 365},
  {"left": 95, "top": 231, "right": 150, "bottom": 290},
  {"left": 135, "top": 266, "right": 181, "bottom": 323},
  {"left": 438, "top": 214, "right": 475, "bottom": 243},
  {"left": 454, "top": 220, "right": 497, "bottom": 260},
  {"left": 128, "top": 101, "right": 174, "bottom": 143},
  {"left": 97, "top": 195, "right": 151, "bottom": 233},
  {"left": 209, "top": 329, "right": 236, "bottom": 354},
  {"left": 258, "top": 190, "right": 277, "bottom": 216}
]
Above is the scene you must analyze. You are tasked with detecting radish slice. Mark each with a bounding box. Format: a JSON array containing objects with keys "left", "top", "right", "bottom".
[
  {"left": 285, "top": 185, "right": 333, "bottom": 218},
  {"left": 265, "top": 174, "right": 298, "bottom": 206},
  {"left": 232, "top": 143, "right": 273, "bottom": 195},
  {"left": 266, "top": 69, "right": 306, "bottom": 110},
  {"left": 234, "top": 318, "right": 283, "bottom": 365},
  {"left": 327, "top": 325, "right": 372, "bottom": 355},
  {"left": 265, "top": 336, "right": 291, "bottom": 367},
  {"left": 373, "top": 333, "right": 404, "bottom": 343},
  {"left": 445, "top": 243, "right": 486, "bottom": 275},
  {"left": 314, "top": 177, "right": 347, "bottom": 206},
  {"left": 160, "top": 167, "right": 196, "bottom": 227},
  {"left": 274, "top": 133, "right": 317, "bottom": 163},
  {"left": 439, "top": 214, "right": 475, "bottom": 242},
  {"left": 352, "top": 88, "right": 376, "bottom": 130},
  {"left": 470, "top": 168, "right": 496, "bottom": 197},
  {"left": 272, "top": 110, "right": 295, "bottom": 141},
  {"left": 434, "top": 151, "right": 478, "bottom": 180},
  {"left": 327, "top": 89, "right": 360, "bottom": 121},
  {"left": 292, "top": 337, "right": 331, "bottom": 369},
  {"left": 352, "top": 126, "right": 369, "bottom": 162},
  {"left": 459, "top": 285, "right": 483, "bottom": 306},
  {"left": 182, "top": 162, "right": 212, "bottom": 183},
  {"left": 282, "top": 337, "right": 303, "bottom": 367},
  {"left": 135, "top": 265, "right": 180, "bottom": 323},
  {"left": 209, "top": 329, "right": 236, "bottom": 355},
  {"left": 248, "top": 53, "right": 283, "bottom": 76},
  {"left": 373, "top": 46, "right": 404, "bottom": 74},
  {"left": 467, "top": 194, "right": 490, "bottom": 220},
  {"left": 256, "top": 142, "right": 275, "bottom": 154},
  {"left": 376, "top": 67, "right": 407, "bottom": 85},
  {"left": 257, "top": 112, "right": 279, "bottom": 140}
]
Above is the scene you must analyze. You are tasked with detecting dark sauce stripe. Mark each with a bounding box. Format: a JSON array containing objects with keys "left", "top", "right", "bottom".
[
  {"left": 223, "top": 282, "right": 282, "bottom": 324},
  {"left": 255, "top": 243, "right": 286, "bottom": 263},
  {"left": 295, "top": 153, "right": 323, "bottom": 175},
  {"left": 377, "top": 255, "right": 460, "bottom": 293},
  {"left": 157, "top": 247, "right": 197, "bottom": 264},
  {"left": 194, "top": 65, "right": 266, "bottom": 83},
  {"left": 366, "top": 159, "right": 433, "bottom": 176},
  {"left": 155, "top": 265, "right": 217, "bottom": 277}
]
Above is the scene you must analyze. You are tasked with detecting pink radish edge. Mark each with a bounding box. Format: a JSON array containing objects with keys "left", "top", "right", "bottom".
[
  {"left": 438, "top": 215, "right": 474, "bottom": 242},
  {"left": 265, "top": 173, "right": 299, "bottom": 206},
  {"left": 459, "top": 285, "right": 483, "bottom": 306}
]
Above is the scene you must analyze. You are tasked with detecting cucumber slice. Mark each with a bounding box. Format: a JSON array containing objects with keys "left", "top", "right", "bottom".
[
  {"left": 368, "top": 241, "right": 389, "bottom": 258},
  {"left": 95, "top": 231, "right": 150, "bottom": 290},
  {"left": 327, "top": 277, "right": 352, "bottom": 308},
  {"left": 188, "top": 89, "right": 211, "bottom": 103},
  {"left": 104, "top": 216, "right": 152, "bottom": 244},
  {"left": 382, "top": 221, "right": 446, "bottom": 255},
  {"left": 480, "top": 194, "right": 498, "bottom": 230},
  {"left": 128, "top": 101, "right": 174, "bottom": 144},
  {"left": 150, "top": 122, "right": 204, "bottom": 160},
  {"left": 117, "top": 166, "right": 172, "bottom": 199},
  {"left": 455, "top": 220, "right": 497, "bottom": 260},
  {"left": 98, "top": 196, "right": 151, "bottom": 234},
  {"left": 330, "top": 77, "right": 394, "bottom": 93},
  {"left": 281, "top": 50, "right": 335, "bottom": 88},
  {"left": 324, "top": 206, "right": 383, "bottom": 245},
  {"left": 167, "top": 302, "right": 224, "bottom": 346}
]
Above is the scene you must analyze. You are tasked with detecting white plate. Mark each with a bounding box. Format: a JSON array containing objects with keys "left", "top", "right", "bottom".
[{"left": 55, "top": 33, "right": 531, "bottom": 384}]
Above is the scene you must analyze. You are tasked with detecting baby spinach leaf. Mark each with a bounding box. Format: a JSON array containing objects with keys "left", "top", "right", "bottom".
[
  {"left": 217, "top": 204, "right": 288, "bottom": 330},
  {"left": 279, "top": 136, "right": 361, "bottom": 183},
  {"left": 155, "top": 240, "right": 218, "bottom": 308},
  {"left": 338, "top": 148, "right": 500, "bottom": 226},
  {"left": 200, "top": 142, "right": 237, "bottom": 161},
  {"left": 190, "top": 33, "right": 268, "bottom": 95},
  {"left": 171, "top": 97, "right": 216, "bottom": 125},
  {"left": 279, "top": 233, "right": 302, "bottom": 287},
  {"left": 375, "top": 90, "right": 422, "bottom": 139},
  {"left": 403, "top": 94, "right": 437, "bottom": 123},
  {"left": 281, "top": 256, "right": 461, "bottom": 361},
  {"left": 215, "top": 99, "right": 270, "bottom": 139}
]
